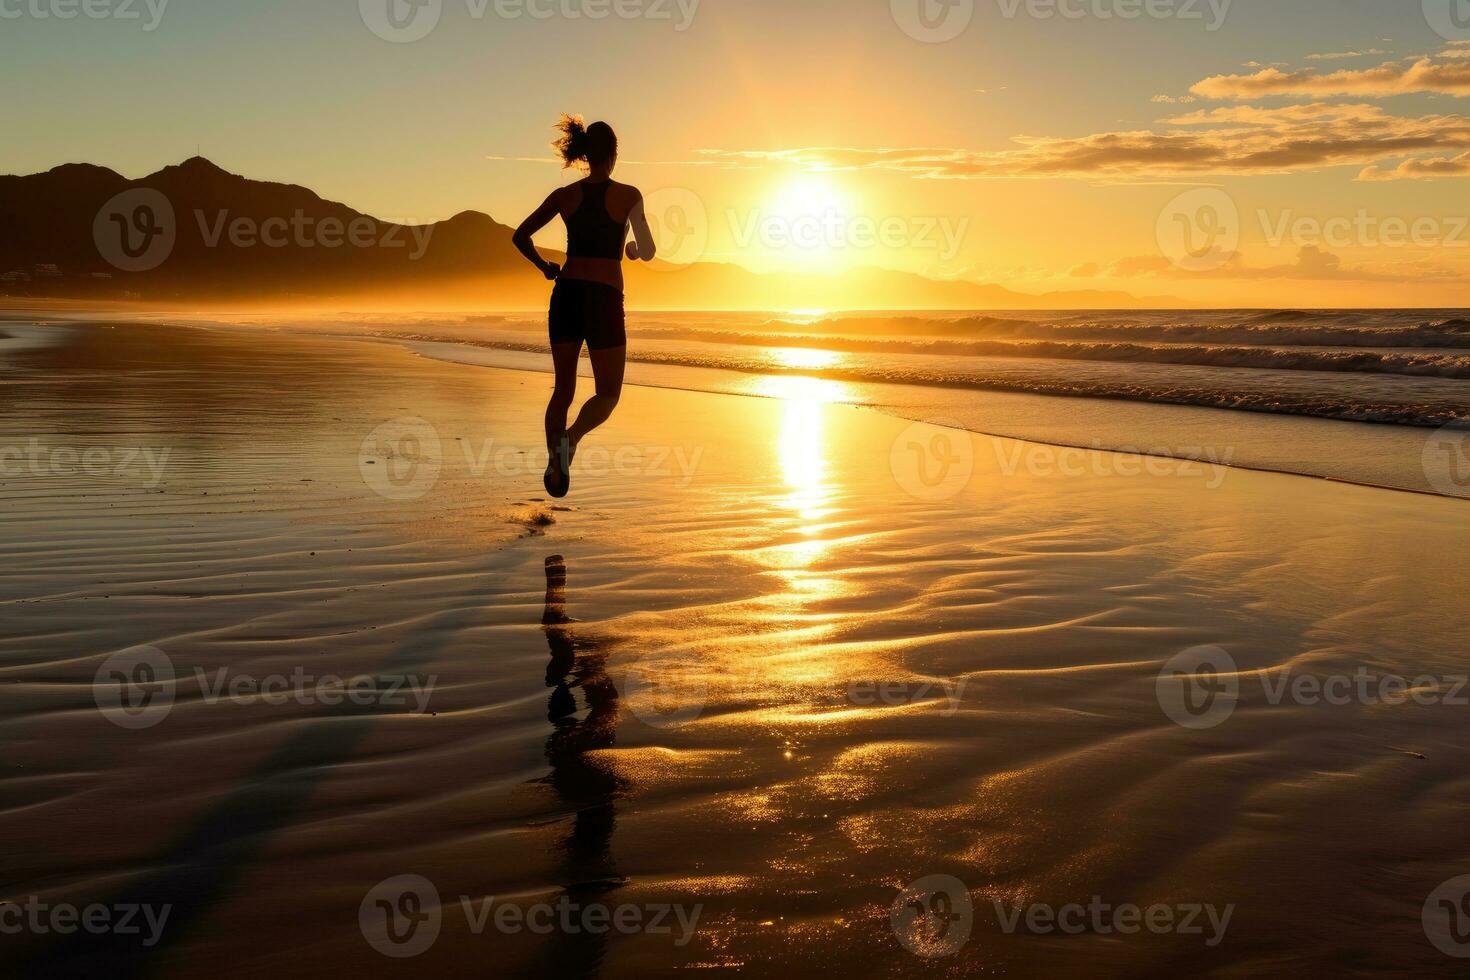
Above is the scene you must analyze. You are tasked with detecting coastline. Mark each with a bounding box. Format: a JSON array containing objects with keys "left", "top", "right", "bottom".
[{"left": 9, "top": 308, "right": 1456, "bottom": 499}]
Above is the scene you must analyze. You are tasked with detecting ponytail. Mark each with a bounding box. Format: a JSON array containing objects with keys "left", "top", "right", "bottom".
[{"left": 552, "top": 113, "right": 618, "bottom": 171}]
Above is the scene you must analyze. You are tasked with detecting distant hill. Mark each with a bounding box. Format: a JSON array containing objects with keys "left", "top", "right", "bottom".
[
  {"left": 0, "top": 157, "right": 1174, "bottom": 310},
  {"left": 0, "top": 157, "right": 527, "bottom": 304}
]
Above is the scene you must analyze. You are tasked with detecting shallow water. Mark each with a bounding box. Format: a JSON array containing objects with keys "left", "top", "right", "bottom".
[{"left": 78, "top": 306, "right": 1468, "bottom": 497}]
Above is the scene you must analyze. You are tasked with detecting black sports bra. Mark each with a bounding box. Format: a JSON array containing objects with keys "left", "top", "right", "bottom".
[{"left": 565, "top": 182, "right": 627, "bottom": 261}]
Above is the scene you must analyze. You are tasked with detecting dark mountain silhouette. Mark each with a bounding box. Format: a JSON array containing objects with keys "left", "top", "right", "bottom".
[
  {"left": 0, "top": 157, "right": 527, "bottom": 303},
  {"left": 0, "top": 157, "right": 1169, "bottom": 309}
]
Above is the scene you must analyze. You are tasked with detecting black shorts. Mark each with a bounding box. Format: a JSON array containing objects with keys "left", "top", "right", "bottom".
[{"left": 549, "top": 279, "right": 626, "bottom": 351}]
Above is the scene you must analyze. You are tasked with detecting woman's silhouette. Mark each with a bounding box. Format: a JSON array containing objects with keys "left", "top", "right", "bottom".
[{"left": 514, "top": 115, "right": 657, "bottom": 498}]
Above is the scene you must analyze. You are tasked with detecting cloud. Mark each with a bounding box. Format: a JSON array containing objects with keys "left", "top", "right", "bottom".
[
  {"left": 1103, "top": 246, "right": 1461, "bottom": 282},
  {"left": 1106, "top": 254, "right": 1185, "bottom": 278},
  {"left": 1151, "top": 94, "right": 1197, "bottom": 104},
  {"left": 1289, "top": 245, "right": 1343, "bottom": 277},
  {"left": 1358, "top": 150, "right": 1470, "bottom": 180},
  {"left": 1191, "top": 57, "right": 1470, "bottom": 99},
  {"left": 697, "top": 104, "right": 1470, "bottom": 180},
  {"left": 1069, "top": 262, "right": 1100, "bottom": 278},
  {"left": 486, "top": 154, "right": 753, "bottom": 170},
  {"left": 1306, "top": 49, "right": 1388, "bottom": 61}
]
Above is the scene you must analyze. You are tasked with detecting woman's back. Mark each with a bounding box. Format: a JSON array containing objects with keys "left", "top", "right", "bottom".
[
  {"left": 557, "top": 179, "right": 641, "bottom": 290},
  {"left": 563, "top": 180, "right": 632, "bottom": 261}
]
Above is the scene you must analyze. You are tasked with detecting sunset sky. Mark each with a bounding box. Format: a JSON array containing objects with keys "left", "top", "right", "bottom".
[{"left": 7, "top": 0, "right": 1470, "bottom": 306}]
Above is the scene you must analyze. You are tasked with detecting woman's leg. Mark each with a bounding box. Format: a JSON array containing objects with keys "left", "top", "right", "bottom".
[
  {"left": 567, "top": 345, "right": 625, "bottom": 446},
  {"left": 546, "top": 342, "right": 582, "bottom": 453}
]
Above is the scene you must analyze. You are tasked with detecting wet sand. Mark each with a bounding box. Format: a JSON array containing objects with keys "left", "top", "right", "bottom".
[{"left": 2, "top": 321, "right": 1469, "bottom": 977}]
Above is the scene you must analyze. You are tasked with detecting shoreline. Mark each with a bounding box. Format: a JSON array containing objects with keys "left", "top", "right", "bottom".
[
  {"left": 401, "top": 336, "right": 1465, "bottom": 501},
  {"left": 390, "top": 335, "right": 1466, "bottom": 501},
  {"left": 5, "top": 310, "right": 1462, "bottom": 500}
]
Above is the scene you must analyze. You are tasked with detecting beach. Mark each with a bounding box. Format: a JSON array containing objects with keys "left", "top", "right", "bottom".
[{"left": 3, "top": 320, "right": 1469, "bottom": 976}]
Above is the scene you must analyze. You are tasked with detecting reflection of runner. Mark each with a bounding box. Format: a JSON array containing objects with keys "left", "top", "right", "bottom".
[
  {"left": 537, "top": 555, "right": 627, "bottom": 971},
  {"left": 514, "top": 116, "right": 658, "bottom": 499}
]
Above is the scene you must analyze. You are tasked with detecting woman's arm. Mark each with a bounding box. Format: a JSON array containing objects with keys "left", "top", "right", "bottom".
[
  {"left": 625, "top": 191, "right": 658, "bottom": 262},
  {"left": 513, "top": 191, "right": 563, "bottom": 280}
]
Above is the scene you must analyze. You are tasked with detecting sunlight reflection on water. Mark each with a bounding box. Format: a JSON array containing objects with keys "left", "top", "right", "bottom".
[{"left": 777, "top": 398, "right": 832, "bottom": 531}]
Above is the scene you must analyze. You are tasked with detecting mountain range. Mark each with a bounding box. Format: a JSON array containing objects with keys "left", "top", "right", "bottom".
[{"left": 0, "top": 157, "right": 1171, "bottom": 310}]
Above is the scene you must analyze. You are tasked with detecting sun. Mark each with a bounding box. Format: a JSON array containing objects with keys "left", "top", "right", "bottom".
[
  {"left": 764, "top": 175, "right": 853, "bottom": 266},
  {"left": 770, "top": 175, "right": 849, "bottom": 222}
]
